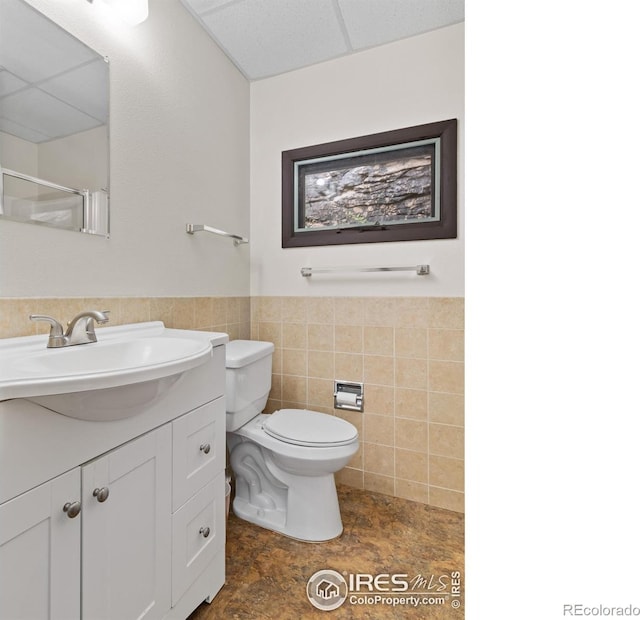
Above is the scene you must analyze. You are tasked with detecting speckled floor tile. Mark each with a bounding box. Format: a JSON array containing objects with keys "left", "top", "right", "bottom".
[{"left": 188, "top": 485, "right": 464, "bottom": 619}]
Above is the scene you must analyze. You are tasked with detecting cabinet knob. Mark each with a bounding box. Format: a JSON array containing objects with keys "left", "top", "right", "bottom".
[
  {"left": 199, "top": 443, "right": 211, "bottom": 455},
  {"left": 63, "top": 501, "right": 82, "bottom": 518},
  {"left": 93, "top": 487, "right": 110, "bottom": 503},
  {"left": 199, "top": 526, "right": 211, "bottom": 538}
]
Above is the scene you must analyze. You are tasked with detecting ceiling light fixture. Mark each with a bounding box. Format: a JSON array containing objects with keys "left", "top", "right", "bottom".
[{"left": 87, "top": 0, "right": 149, "bottom": 25}]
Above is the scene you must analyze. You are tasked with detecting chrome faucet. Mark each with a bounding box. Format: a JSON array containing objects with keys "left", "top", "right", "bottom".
[{"left": 30, "top": 310, "right": 110, "bottom": 348}]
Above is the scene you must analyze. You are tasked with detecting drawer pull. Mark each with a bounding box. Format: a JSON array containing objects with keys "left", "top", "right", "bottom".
[
  {"left": 93, "top": 487, "right": 110, "bottom": 503},
  {"left": 199, "top": 443, "right": 211, "bottom": 455},
  {"left": 199, "top": 526, "right": 211, "bottom": 538},
  {"left": 63, "top": 501, "right": 81, "bottom": 518}
]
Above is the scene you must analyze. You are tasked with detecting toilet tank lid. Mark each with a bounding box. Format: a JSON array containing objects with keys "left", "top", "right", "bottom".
[{"left": 225, "top": 340, "right": 275, "bottom": 368}]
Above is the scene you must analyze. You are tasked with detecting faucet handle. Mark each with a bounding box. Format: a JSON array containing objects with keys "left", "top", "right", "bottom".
[{"left": 29, "top": 314, "right": 67, "bottom": 348}]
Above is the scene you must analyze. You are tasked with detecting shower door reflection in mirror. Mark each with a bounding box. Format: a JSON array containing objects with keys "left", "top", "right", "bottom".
[{"left": 0, "top": 0, "right": 110, "bottom": 236}]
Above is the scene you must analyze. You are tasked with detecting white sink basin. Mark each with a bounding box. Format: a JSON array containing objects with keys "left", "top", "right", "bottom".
[{"left": 0, "top": 322, "right": 226, "bottom": 421}]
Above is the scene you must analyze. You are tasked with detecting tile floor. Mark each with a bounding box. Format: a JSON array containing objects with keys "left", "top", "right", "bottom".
[{"left": 188, "top": 485, "right": 464, "bottom": 619}]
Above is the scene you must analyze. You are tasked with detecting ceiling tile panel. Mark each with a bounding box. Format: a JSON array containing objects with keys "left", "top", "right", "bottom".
[
  {"left": 0, "top": 68, "right": 27, "bottom": 97},
  {"left": 198, "top": 0, "right": 351, "bottom": 79},
  {"left": 39, "top": 59, "right": 109, "bottom": 124},
  {"left": 337, "top": 0, "right": 464, "bottom": 50},
  {"left": 1, "top": 88, "right": 102, "bottom": 143}
]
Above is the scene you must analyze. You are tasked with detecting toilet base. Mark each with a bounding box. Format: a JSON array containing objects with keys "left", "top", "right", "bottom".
[
  {"left": 231, "top": 453, "right": 344, "bottom": 542},
  {"left": 233, "top": 474, "right": 343, "bottom": 542}
]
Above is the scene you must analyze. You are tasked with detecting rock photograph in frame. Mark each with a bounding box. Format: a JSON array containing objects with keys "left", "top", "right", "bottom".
[{"left": 282, "top": 119, "right": 457, "bottom": 247}]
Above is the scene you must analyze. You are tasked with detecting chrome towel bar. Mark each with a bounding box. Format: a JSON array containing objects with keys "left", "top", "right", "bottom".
[
  {"left": 300, "top": 265, "right": 429, "bottom": 277},
  {"left": 186, "top": 223, "right": 248, "bottom": 246}
]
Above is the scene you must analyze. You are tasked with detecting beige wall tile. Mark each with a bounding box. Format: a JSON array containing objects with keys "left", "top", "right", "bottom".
[
  {"left": 282, "top": 349, "right": 307, "bottom": 376},
  {"left": 308, "top": 350, "right": 334, "bottom": 379},
  {"left": 194, "top": 297, "right": 213, "bottom": 328},
  {"left": 429, "top": 455, "right": 464, "bottom": 491},
  {"left": 2, "top": 294, "right": 464, "bottom": 514},
  {"left": 334, "top": 297, "right": 364, "bottom": 325},
  {"left": 364, "top": 297, "right": 396, "bottom": 326},
  {"left": 428, "top": 297, "right": 464, "bottom": 329},
  {"left": 258, "top": 321, "right": 282, "bottom": 348},
  {"left": 429, "top": 423, "right": 464, "bottom": 459},
  {"left": 336, "top": 467, "right": 364, "bottom": 488},
  {"left": 257, "top": 296, "right": 282, "bottom": 322},
  {"left": 363, "top": 326, "right": 393, "bottom": 355},
  {"left": 283, "top": 322, "right": 307, "bottom": 349},
  {"left": 308, "top": 323, "right": 334, "bottom": 351},
  {"left": 308, "top": 378, "right": 334, "bottom": 409},
  {"left": 396, "top": 388, "right": 428, "bottom": 420},
  {"left": 171, "top": 298, "right": 195, "bottom": 329},
  {"left": 282, "top": 297, "right": 307, "bottom": 323},
  {"left": 395, "top": 327, "right": 428, "bottom": 359},
  {"left": 396, "top": 479, "right": 429, "bottom": 505},
  {"left": 395, "top": 357, "right": 428, "bottom": 390},
  {"left": 364, "top": 443, "right": 394, "bottom": 475},
  {"left": 364, "top": 473, "right": 395, "bottom": 496},
  {"left": 149, "top": 297, "right": 174, "bottom": 327},
  {"left": 429, "top": 328, "right": 464, "bottom": 361},
  {"left": 394, "top": 297, "right": 429, "bottom": 328},
  {"left": 335, "top": 352, "right": 363, "bottom": 382},
  {"left": 429, "top": 487, "right": 464, "bottom": 513},
  {"left": 395, "top": 449, "right": 428, "bottom": 484},
  {"left": 281, "top": 375, "right": 307, "bottom": 404},
  {"left": 363, "top": 355, "right": 395, "bottom": 386},
  {"left": 306, "top": 297, "right": 334, "bottom": 324},
  {"left": 429, "top": 392, "right": 464, "bottom": 426},
  {"left": 364, "top": 414, "right": 394, "bottom": 446},
  {"left": 335, "top": 324, "right": 363, "bottom": 353},
  {"left": 364, "top": 385, "right": 394, "bottom": 416},
  {"left": 0, "top": 299, "right": 38, "bottom": 337},
  {"left": 429, "top": 361, "right": 464, "bottom": 394},
  {"left": 396, "top": 418, "right": 428, "bottom": 452}
]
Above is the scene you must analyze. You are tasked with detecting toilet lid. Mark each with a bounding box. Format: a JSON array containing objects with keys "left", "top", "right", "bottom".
[{"left": 263, "top": 409, "right": 358, "bottom": 447}]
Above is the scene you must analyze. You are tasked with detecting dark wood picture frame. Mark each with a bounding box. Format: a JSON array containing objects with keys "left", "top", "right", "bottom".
[{"left": 282, "top": 119, "right": 457, "bottom": 248}]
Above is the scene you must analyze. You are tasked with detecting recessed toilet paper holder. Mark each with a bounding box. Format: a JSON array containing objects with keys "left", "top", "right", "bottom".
[{"left": 334, "top": 380, "right": 364, "bottom": 412}]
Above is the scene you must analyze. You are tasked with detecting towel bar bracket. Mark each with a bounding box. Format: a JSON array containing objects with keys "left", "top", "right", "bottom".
[{"left": 186, "top": 223, "right": 248, "bottom": 246}]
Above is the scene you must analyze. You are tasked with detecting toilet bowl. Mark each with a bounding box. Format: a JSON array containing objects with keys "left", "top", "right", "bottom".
[{"left": 225, "top": 340, "right": 359, "bottom": 542}]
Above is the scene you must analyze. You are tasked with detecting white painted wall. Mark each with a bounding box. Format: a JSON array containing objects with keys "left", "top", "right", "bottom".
[
  {"left": 0, "top": 0, "right": 250, "bottom": 297},
  {"left": 249, "top": 23, "right": 464, "bottom": 298}
]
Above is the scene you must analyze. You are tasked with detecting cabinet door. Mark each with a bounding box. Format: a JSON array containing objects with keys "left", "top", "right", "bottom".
[
  {"left": 82, "top": 425, "right": 171, "bottom": 620},
  {"left": 0, "top": 468, "right": 81, "bottom": 620},
  {"left": 172, "top": 398, "right": 226, "bottom": 511}
]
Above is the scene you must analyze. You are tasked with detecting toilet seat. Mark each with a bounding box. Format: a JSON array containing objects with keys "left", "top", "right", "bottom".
[{"left": 263, "top": 409, "right": 358, "bottom": 447}]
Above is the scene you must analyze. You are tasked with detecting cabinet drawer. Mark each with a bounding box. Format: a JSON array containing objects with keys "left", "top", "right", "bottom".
[
  {"left": 171, "top": 475, "right": 225, "bottom": 606},
  {"left": 172, "top": 398, "right": 226, "bottom": 512}
]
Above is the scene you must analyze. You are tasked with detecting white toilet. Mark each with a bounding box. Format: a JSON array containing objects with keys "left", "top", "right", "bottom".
[{"left": 225, "top": 340, "right": 359, "bottom": 542}]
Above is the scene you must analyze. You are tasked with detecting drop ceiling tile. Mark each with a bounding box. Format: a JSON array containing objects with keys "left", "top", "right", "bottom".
[
  {"left": 0, "top": 88, "right": 102, "bottom": 143},
  {"left": 0, "top": 116, "right": 50, "bottom": 143},
  {"left": 182, "top": 0, "right": 233, "bottom": 15},
  {"left": 39, "top": 59, "right": 109, "bottom": 123},
  {"left": 337, "top": 0, "right": 464, "bottom": 50},
  {"left": 199, "top": 0, "right": 350, "bottom": 80},
  {"left": 0, "top": 0, "right": 97, "bottom": 83},
  {"left": 0, "top": 68, "right": 27, "bottom": 97}
]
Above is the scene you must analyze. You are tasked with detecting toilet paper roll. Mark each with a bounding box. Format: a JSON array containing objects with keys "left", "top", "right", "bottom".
[{"left": 336, "top": 391, "right": 358, "bottom": 407}]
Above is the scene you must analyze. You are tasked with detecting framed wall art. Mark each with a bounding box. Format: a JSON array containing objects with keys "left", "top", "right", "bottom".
[{"left": 282, "top": 119, "right": 457, "bottom": 248}]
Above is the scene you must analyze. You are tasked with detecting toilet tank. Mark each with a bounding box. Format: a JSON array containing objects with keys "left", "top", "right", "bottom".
[{"left": 225, "top": 340, "right": 274, "bottom": 431}]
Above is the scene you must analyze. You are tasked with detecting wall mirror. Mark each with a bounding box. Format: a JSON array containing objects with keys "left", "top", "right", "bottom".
[{"left": 0, "top": 0, "right": 110, "bottom": 236}]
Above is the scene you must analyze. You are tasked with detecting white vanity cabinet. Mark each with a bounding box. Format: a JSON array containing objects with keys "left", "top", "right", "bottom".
[
  {"left": 81, "top": 425, "right": 172, "bottom": 620},
  {"left": 0, "top": 332, "right": 228, "bottom": 620},
  {"left": 0, "top": 468, "right": 81, "bottom": 620}
]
